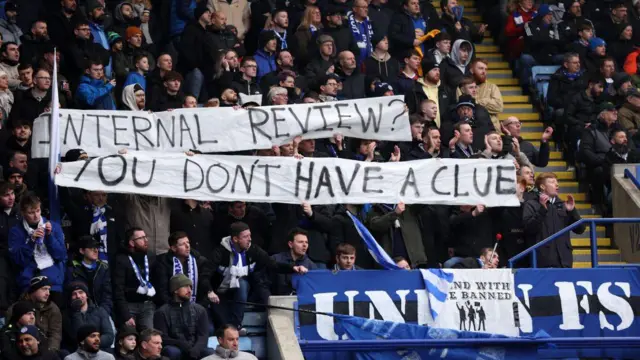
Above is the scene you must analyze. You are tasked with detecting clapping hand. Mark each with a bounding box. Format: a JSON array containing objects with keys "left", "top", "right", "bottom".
[{"left": 565, "top": 195, "right": 575, "bottom": 211}]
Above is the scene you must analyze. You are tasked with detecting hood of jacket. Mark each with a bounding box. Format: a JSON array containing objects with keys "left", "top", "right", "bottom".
[
  {"left": 369, "top": 51, "right": 391, "bottom": 62},
  {"left": 122, "top": 84, "right": 142, "bottom": 110},
  {"left": 450, "top": 39, "right": 473, "bottom": 68},
  {"left": 220, "top": 236, "right": 251, "bottom": 253},
  {"left": 114, "top": 2, "right": 135, "bottom": 23}
]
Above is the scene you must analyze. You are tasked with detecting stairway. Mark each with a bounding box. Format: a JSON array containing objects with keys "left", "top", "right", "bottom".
[{"left": 460, "top": 0, "right": 624, "bottom": 267}]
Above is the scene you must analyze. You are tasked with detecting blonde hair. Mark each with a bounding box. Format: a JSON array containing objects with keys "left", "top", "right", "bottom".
[{"left": 298, "top": 5, "right": 323, "bottom": 31}]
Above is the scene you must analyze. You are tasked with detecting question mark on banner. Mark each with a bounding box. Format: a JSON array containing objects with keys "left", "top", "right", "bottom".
[{"left": 387, "top": 99, "right": 408, "bottom": 131}]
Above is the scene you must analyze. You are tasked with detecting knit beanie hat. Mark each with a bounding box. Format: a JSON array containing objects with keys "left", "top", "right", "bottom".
[
  {"left": 371, "top": 32, "right": 386, "bottom": 48},
  {"left": 28, "top": 276, "right": 51, "bottom": 294},
  {"left": 169, "top": 274, "right": 193, "bottom": 293},
  {"left": 117, "top": 326, "right": 138, "bottom": 341},
  {"left": 66, "top": 281, "right": 90, "bottom": 297},
  {"left": 10, "top": 301, "right": 36, "bottom": 325},
  {"left": 126, "top": 26, "right": 142, "bottom": 40},
  {"left": 108, "top": 31, "right": 122, "bottom": 45},
  {"left": 85, "top": 0, "right": 103, "bottom": 14},
  {"left": 316, "top": 34, "right": 334, "bottom": 46},
  {"left": 77, "top": 324, "right": 99, "bottom": 344},
  {"left": 537, "top": 4, "right": 551, "bottom": 17},
  {"left": 194, "top": 3, "right": 210, "bottom": 22},
  {"left": 18, "top": 325, "right": 40, "bottom": 341},
  {"left": 589, "top": 37, "right": 606, "bottom": 51}
]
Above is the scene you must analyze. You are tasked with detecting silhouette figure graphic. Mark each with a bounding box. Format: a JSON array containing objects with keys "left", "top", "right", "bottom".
[
  {"left": 456, "top": 302, "right": 467, "bottom": 331},
  {"left": 477, "top": 305, "right": 486, "bottom": 331},
  {"left": 466, "top": 301, "right": 477, "bottom": 331}
]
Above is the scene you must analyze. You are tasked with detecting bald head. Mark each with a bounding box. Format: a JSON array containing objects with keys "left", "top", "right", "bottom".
[
  {"left": 339, "top": 51, "right": 357, "bottom": 71},
  {"left": 502, "top": 116, "right": 521, "bottom": 137}
]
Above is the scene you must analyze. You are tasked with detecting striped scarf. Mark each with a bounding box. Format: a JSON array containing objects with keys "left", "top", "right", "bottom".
[{"left": 90, "top": 206, "right": 108, "bottom": 261}]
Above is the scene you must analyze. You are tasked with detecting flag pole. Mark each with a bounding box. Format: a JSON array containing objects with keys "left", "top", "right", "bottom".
[{"left": 48, "top": 48, "right": 61, "bottom": 222}]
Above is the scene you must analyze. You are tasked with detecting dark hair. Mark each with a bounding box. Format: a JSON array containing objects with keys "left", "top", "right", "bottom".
[
  {"left": 336, "top": 243, "right": 356, "bottom": 256},
  {"left": 609, "top": 128, "right": 626, "bottom": 140},
  {"left": 587, "top": 73, "right": 606, "bottom": 87},
  {"left": 134, "top": 53, "right": 148, "bottom": 64},
  {"left": 85, "top": 58, "right": 103, "bottom": 70},
  {"left": 215, "top": 324, "right": 238, "bottom": 338},
  {"left": 0, "top": 181, "right": 14, "bottom": 196},
  {"left": 459, "top": 41, "right": 472, "bottom": 52},
  {"left": 9, "top": 150, "right": 27, "bottom": 163},
  {"left": 12, "top": 118, "right": 31, "bottom": 129},
  {"left": 1, "top": 42, "right": 17, "bottom": 54},
  {"left": 600, "top": 56, "right": 616, "bottom": 67},
  {"left": 434, "top": 32, "right": 451, "bottom": 42},
  {"left": 241, "top": 56, "right": 256, "bottom": 67},
  {"left": 303, "top": 91, "right": 320, "bottom": 101},
  {"left": 458, "top": 76, "right": 476, "bottom": 89},
  {"left": 139, "top": 329, "right": 162, "bottom": 343},
  {"left": 230, "top": 222, "right": 250, "bottom": 237},
  {"left": 17, "top": 63, "right": 32, "bottom": 72},
  {"left": 453, "top": 121, "right": 471, "bottom": 132},
  {"left": 405, "top": 49, "right": 421, "bottom": 59},
  {"left": 74, "top": 18, "right": 90, "bottom": 29},
  {"left": 422, "top": 125, "right": 439, "bottom": 139},
  {"left": 577, "top": 22, "right": 593, "bottom": 32},
  {"left": 19, "top": 192, "right": 40, "bottom": 212},
  {"left": 393, "top": 256, "right": 407, "bottom": 263},
  {"left": 287, "top": 228, "right": 308, "bottom": 242},
  {"left": 168, "top": 231, "right": 189, "bottom": 247},
  {"left": 409, "top": 113, "right": 423, "bottom": 125},
  {"left": 125, "top": 227, "right": 145, "bottom": 242}
]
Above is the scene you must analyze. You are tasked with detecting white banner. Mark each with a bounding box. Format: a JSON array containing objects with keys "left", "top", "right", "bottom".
[
  {"left": 32, "top": 96, "right": 410, "bottom": 158},
  {"left": 434, "top": 269, "right": 518, "bottom": 336},
  {"left": 54, "top": 152, "right": 519, "bottom": 206}
]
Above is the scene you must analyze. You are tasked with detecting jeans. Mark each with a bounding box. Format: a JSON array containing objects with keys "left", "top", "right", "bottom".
[
  {"left": 214, "top": 278, "right": 250, "bottom": 328},
  {"left": 128, "top": 301, "right": 155, "bottom": 332},
  {"left": 185, "top": 68, "right": 205, "bottom": 100},
  {"left": 163, "top": 345, "right": 215, "bottom": 360}
]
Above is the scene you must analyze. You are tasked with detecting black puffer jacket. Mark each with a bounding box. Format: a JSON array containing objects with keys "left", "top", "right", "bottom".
[
  {"left": 564, "top": 90, "right": 598, "bottom": 128},
  {"left": 546, "top": 68, "right": 586, "bottom": 110}
]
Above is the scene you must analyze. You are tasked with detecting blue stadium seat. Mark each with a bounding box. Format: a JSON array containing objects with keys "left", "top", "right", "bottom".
[{"left": 530, "top": 66, "right": 560, "bottom": 122}]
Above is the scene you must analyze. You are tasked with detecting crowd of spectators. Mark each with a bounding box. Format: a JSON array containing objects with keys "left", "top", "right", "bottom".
[{"left": 0, "top": 0, "right": 634, "bottom": 359}]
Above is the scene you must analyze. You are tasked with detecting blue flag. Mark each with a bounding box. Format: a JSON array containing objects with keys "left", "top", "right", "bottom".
[
  {"left": 335, "top": 315, "right": 544, "bottom": 360},
  {"left": 346, "top": 211, "right": 401, "bottom": 270},
  {"left": 420, "top": 269, "right": 455, "bottom": 321}
]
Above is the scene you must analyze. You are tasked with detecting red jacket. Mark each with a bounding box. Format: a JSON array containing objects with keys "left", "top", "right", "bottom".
[{"left": 504, "top": 7, "right": 537, "bottom": 59}]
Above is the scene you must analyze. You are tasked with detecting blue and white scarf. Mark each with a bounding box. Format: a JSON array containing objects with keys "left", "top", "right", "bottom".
[
  {"left": 347, "top": 11, "right": 373, "bottom": 61},
  {"left": 173, "top": 254, "right": 198, "bottom": 303},
  {"left": 228, "top": 238, "right": 254, "bottom": 289},
  {"left": 129, "top": 255, "right": 156, "bottom": 297},
  {"left": 23, "top": 217, "right": 54, "bottom": 270},
  {"left": 89, "top": 206, "right": 108, "bottom": 261},
  {"left": 274, "top": 30, "right": 288, "bottom": 50}
]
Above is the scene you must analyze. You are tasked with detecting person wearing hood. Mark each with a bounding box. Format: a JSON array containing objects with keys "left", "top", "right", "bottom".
[
  {"left": 206, "top": 222, "right": 308, "bottom": 333},
  {"left": 595, "top": 1, "right": 629, "bottom": 43},
  {"left": 439, "top": 38, "right": 472, "bottom": 96},
  {"left": 439, "top": 0, "right": 484, "bottom": 44},
  {"left": 389, "top": 0, "right": 428, "bottom": 60},
  {"left": 609, "top": 23, "right": 634, "bottom": 70},
  {"left": 110, "top": 2, "right": 142, "bottom": 38},
  {"left": 0, "top": 42, "right": 21, "bottom": 91},
  {"left": 520, "top": 4, "right": 564, "bottom": 91},
  {"left": 335, "top": 50, "right": 366, "bottom": 99},
  {"left": 312, "top": 6, "right": 358, "bottom": 60},
  {"left": 46, "top": 0, "right": 81, "bottom": 53},
  {"left": 153, "top": 274, "right": 213, "bottom": 360},
  {"left": 405, "top": 60, "right": 452, "bottom": 138},
  {"left": 304, "top": 34, "right": 336, "bottom": 82},
  {"left": 255, "top": 31, "right": 278, "bottom": 82},
  {"left": 364, "top": 34, "right": 400, "bottom": 88},
  {"left": 0, "top": 3, "right": 22, "bottom": 45},
  {"left": 504, "top": 0, "right": 537, "bottom": 60},
  {"left": 65, "top": 236, "right": 114, "bottom": 315},
  {"left": 75, "top": 59, "right": 117, "bottom": 110},
  {"left": 120, "top": 83, "right": 146, "bottom": 110},
  {"left": 150, "top": 232, "right": 210, "bottom": 307},
  {"left": 0, "top": 70, "right": 13, "bottom": 122},
  {"left": 583, "top": 37, "right": 607, "bottom": 75},
  {"left": 62, "top": 281, "right": 114, "bottom": 352},
  {"left": 123, "top": 54, "right": 149, "bottom": 91}
]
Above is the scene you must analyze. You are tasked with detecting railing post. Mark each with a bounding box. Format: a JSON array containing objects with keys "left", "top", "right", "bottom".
[
  {"left": 590, "top": 220, "right": 598, "bottom": 268},
  {"left": 532, "top": 250, "right": 537, "bottom": 268}
]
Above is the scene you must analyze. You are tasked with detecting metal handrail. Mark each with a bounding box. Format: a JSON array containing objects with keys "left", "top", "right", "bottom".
[
  {"left": 508, "top": 218, "right": 640, "bottom": 268},
  {"left": 624, "top": 168, "right": 640, "bottom": 190},
  {"left": 298, "top": 337, "right": 640, "bottom": 352}
]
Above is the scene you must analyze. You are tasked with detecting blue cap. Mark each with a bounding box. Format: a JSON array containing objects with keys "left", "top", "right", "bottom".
[
  {"left": 537, "top": 4, "right": 551, "bottom": 17},
  {"left": 18, "top": 325, "right": 40, "bottom": 341},
  {"left": 589, "top": 37, "right": 606, "bottom": 51},
  {"left": 373, "top": 82, "right": 394, "bottom": 97}
]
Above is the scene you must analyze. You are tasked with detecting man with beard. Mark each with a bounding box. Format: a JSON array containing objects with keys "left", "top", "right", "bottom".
[
  {"left": 0, "top": 3, "right": 23, "bottom": 45},
  {"left": 153, "top": 274, "right": 212, "bottom": 360},
  {"left": 269, "top": 8, "right": 289, "bottom": 51},
  {"left": 565, "top": 74, "right": 605, "bottom": 169},
  {"left": 9, "top": 325, "right": 58, "bottom": 360},
  {"left": 65, "top": 325, "right": 114, "bottom": 360},
  {"left": 5, "top": 119, "right": 31, "bottom": 156},
  {"left": 62, "top": 282, "right": 114, "bottom": 353},
  {"left": 219, "top": 88, "right": 239, "bottom": 107},
  {"left": 606, "top": 128, "right": 640, "bottom": 167},
  {"left": 405, "top": 60, "right": 452, "bottom": 141},
  {"left": 209, "top": 12, "right": 245, "bottom": 56},
  {"left": 462, "top": 59, "right": 503, "bottom": 132},
  {"left": 260, "top": 50, "right": 299, "bottom": 93},
  {"left": 113, "top": 228, "right": 156, "bottom": 332},
  {"left": 85, "top": 0, "right": 111, "bottom": 77},
  {"left": 619, "top": 87, "right": 640, "bottom": 143},
  {"left": 66, "top": 19, "right": 110, "bottom": 84},
  {"left": 47, "top": 0, "right": 81, "bottom": 53},
  {"left": 20, "top": 21, "right": 50, "bottom": 67},
  {"left": 0, "top": 42, "right": 20, "bottom": 90},
  {"left": 111, "top": 2, "right": 141, "bottom": 38}
]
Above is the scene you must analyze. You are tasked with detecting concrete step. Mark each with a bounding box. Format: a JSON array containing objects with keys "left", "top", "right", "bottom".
[
  {"left": 503, "top": 95, "right": 528, "bottom": 103},
  {"left": 538, "top": 161, "right": 569, "bottom": 172},
  {"left": 573, "top": 249, "right": 622, "bottom": 263},
  {"left": 504, "top": 103, "right": 533, "bottom": 110},
  {"left": 571, "top": 235, "right": 609, "bottom": 247},
  {"left": 521, "top": 132, "right": 548, "bottom": 140},
  {"left": 582, "top": 214, "right": 602, "bottom": 219},
  {"left": 492, "top": 78, "right": 519, "bottom": 86},
  {"left": 481, "top": 54, "right": 505, "bottom": 62},
  {"left": 500, "top": 87, "right": 523, "bottom": 96},
  {"left": 476, "top": 44, "right": 500, "bottom": 53},
  {"left": 488, "top": 61, "right": 510, "bottom": 70},
  {"left": 573, "top": 261, "right": 625, "bottom": 268},
  {"left": 520, "top": 121, "right": 543, "bottom": 128},
  {"left": 550, "top": 151, "right": 562, "bottom": 160},
  {"left": 558, "top": 181, "right": 579, "bottom": 192}
]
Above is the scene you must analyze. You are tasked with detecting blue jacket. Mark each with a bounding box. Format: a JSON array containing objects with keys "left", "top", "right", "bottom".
[
  {"left": 75, "top": 75, "right": 116, "bottom": 110},
  {"left": 123, "top": 72, "right": 147, "bottom": 91},
  {"left": 170, "top": 0, "right": 196, "bottom": 37},
  {"left": 255, "top": 49, "right": 276, "bottom": 82},
  {"left": 8, "top": 219, "right": 67, "bottom": 292}
]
